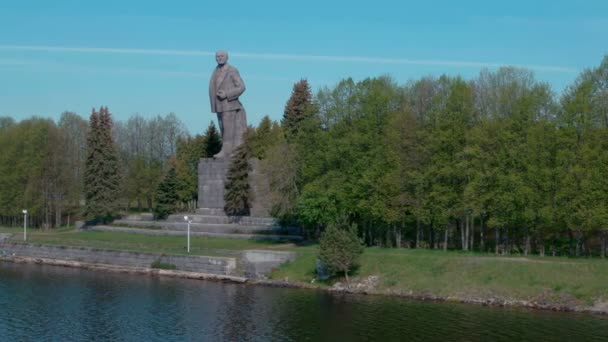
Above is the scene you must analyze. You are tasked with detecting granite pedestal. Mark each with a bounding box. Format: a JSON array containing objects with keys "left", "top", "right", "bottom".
[{"left": 198, "top": 157, "right": 271, "bottom": 217}]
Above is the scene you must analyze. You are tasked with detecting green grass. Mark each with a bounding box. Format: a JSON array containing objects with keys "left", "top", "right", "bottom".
[
  {"left": 272, "top": 247, "right": 608, "bottom": 306},
  {"left": 1, "top": 228, "right": 298, "bottom": 257}
]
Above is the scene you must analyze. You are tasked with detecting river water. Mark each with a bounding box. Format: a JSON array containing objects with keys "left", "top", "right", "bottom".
[{"left": 1, "top": 261, "right": 607, "bottom": 341}]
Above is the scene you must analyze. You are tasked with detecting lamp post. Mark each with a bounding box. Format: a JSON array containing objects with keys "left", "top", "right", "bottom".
[
  {"left": 184, "top": 216, "right": 191, "bottom": 253},
  {"left": 22, "top": 209, "right": 27, "bottom": 241}
]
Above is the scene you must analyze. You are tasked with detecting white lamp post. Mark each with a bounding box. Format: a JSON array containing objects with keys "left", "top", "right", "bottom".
[
  {"left": 22, "top": 209, "right": 27, "bottom": 241},
  {"left": 184, "top": 216, "right": 191, "bottom": 253}
]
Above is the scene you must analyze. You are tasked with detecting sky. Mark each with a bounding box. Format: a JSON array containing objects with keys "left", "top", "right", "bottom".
[{"left": 0, "top": 0, "right": 607, "bottom": 133}]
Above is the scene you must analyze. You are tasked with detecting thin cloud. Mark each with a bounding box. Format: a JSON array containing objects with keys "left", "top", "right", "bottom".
[{"left": 0, "top": 44, "right": 578, "bottom": 73}]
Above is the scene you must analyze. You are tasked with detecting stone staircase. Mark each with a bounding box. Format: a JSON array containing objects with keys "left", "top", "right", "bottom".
[{"left": 102, "top": 209, "right": 302, "bottom": 241}]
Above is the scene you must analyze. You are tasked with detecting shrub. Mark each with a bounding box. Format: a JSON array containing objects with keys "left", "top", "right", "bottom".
[
  {"left": 150, "top": 259, "right": 177, "bottom": 270},
  {"left": 318, "top": 223, "right": 364, "bottom": 283}
]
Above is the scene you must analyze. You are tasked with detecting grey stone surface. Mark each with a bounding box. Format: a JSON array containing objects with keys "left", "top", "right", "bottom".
[
  {"left": 111, "top": 219, "right": 281, "bottom": 234},
  {"left": 198, "top": 158, "right": 271, "bottom": 217},
  {"left": 209, "top": 50, "right": 247, "bottom": 158},
  {"left": 92, "top": 226, "right": 303, "bottom": 241},
  {"left": 122, "top": 213, "right": 154, "bottom": 221},
  {"left": 167, "top": 213, "right": 277, "bottom": 226},
  {"left": 0, "top": 233, "right": 12, "bottom": 242},
  {"left": 198, "top": 158, "right": 229, "bottom": 209},
  {"left": 0, "top": 242, "right": 237, "bottom": 275},
  {"left": 241, "top": 250, "right": 296, "bottom": 278}
]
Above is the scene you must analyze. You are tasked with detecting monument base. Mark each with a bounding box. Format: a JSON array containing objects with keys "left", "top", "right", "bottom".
[{"left": 198, "top": 158, "right": 270, "bottom": 217}]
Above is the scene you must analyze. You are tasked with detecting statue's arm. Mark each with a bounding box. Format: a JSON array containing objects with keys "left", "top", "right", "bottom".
[{"left": 225, "top": 69, "right": 246, "bottom": 101}]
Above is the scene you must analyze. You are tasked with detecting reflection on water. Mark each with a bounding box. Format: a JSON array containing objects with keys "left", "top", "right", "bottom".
[{"left": 1, "top": 261, "right": 607, "bottom": 341}]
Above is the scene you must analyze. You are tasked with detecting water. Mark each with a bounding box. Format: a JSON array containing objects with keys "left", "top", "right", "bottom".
[{"left": 1, "top": 261, "right": 607, "bottom": 341}]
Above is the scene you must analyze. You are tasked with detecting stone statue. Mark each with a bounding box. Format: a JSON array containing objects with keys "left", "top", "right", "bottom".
[{"left": 209, "top": 50, "right": 247, "bottom": 158}]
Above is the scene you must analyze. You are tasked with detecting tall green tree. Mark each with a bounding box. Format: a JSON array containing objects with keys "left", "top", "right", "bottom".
[
  {"left": 84, "top": 106, "right": 121, "bottom": 222},
  {"left": 154, "top": 164, "right": 179, "bottom": 219},
  {"left": 282, "top": 79, "right": 314, "bottom": 140},
  {"left": 203, "top": 121, "right": 222, "bottom": 157},
  {"left": 224, "top": 141, "right": 252, "bottom": 216}
]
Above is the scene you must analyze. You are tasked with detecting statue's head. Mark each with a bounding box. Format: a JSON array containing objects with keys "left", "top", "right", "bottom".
[{"left": 215, "top": 50, "right": 228, "bottom": 66}]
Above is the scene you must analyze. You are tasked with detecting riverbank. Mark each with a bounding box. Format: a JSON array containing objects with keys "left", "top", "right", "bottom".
[
  {"left": 270, "top": 248, "right": 608, "bottom": 315},
  {"left": 2, "top": 227, "right": 607, "bottom": 314}
]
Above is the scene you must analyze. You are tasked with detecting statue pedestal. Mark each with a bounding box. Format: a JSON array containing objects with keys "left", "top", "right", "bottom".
[
  {"left": 198, "top": 158, "right": 229, "bottom": 210},
  {"left": 198, "top": 158, "right": 271, "bottom": 217}
]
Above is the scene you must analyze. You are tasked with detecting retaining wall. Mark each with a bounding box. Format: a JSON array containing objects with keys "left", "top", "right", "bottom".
[{"left": 0, "top": 242, "right": 237, "bottom": 276}]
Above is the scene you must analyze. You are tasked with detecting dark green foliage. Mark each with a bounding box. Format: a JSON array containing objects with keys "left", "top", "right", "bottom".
[
  {"left": 175, "top": 134, "right": 206, "bottom": 209},
  {"left": 282, "top": 79, "right": 315, "bottom": 140},
  {"left": 203, "top": 121, "right": 222, "bottom": 157},
  {"left": 150, "top": 259, "right": 177, "bottom": 270},
  {"left": 318, "top": 223, "right": 364, "bottom": 282},
  {"left": 154, "top": 166, "right": 179, "bottom": 219},
  {"left": 84, "top": 107, "right": 121, "bottom": 223},
  {"left": 249, "top": 116, "right": 283, "bottom": 159},
  {"left": 224, "top": 142, "right": 251, "bottom": 216}
]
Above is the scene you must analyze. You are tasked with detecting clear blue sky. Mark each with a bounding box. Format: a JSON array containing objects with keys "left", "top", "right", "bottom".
[{"left": 1, "top": 0, "right": 606, "bottom": 133}]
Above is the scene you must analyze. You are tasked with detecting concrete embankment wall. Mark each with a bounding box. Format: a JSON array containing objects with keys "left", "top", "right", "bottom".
[
  {"left": 0, "top": 242, "right": 237, "bottom": 276},
  {"left": 241, "top": 250, "right": 297, "bottom": 278}
]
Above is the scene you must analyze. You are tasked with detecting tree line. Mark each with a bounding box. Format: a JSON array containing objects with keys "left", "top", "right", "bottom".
[
  {"left": 250, "top": 56, "right": 608, "bottom": 258},
  {"left": 0, "top": 109, "right": 220, "bottom": 227},
  {"left": 1, "top": 55, "right": 607, "bottom": 258}
]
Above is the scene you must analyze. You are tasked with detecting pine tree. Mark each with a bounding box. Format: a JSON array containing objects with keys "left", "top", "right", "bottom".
[
  {"left": 224, "top": 142, "right": 251, "bottom": 216},
  {"left": 203, "top": 121, "right": 222, "bottom": 157},
  {"left": 84, "top": 106, "right": 121, "bottom": 222},
  {"left": 282, "top": 79, "right": 314, "bottom": 140},
  {"left": 154, "top": 165, "right": 179, "bottom": 219}
]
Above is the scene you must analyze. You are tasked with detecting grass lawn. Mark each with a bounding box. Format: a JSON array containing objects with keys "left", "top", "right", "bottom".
[
  {"left": 271, "top": 246, "right": 608, "bottom": 306},
  {"left": 0, "top": 227, "right": 301, "bottom": 257}
]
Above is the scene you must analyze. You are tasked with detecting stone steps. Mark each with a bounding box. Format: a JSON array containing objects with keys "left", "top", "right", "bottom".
[
  {"left": 112, "top": 220, "right": 289, "bottom": 234},
  {"left": 113, "top": 209, "right": 302, "bottom": 241},
  {"left": 93, "top": 226, "right": 303, "bottom": 241},
  {"left": 167, "top": 214, "right": 277, "bottom": 226}
]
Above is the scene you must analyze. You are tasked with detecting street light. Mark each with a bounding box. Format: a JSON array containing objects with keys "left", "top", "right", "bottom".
[
  {"left": 22, "top": 209, "right": 27, "bottom": 241},
  {"left": 184, "top": 216, "right": 191, "bottom": 253}
]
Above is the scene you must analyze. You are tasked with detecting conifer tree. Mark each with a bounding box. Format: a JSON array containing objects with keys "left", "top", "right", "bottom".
[
  {"left": 84, "top": 106, "right": 121, "bottom": 222},
  {"left": 154, "top": 165, "right": 179, "bottom": 219},
  {"left": 203, "top": 121, "right": 222, "bottom": 157},
  {"left": 282, "top": 79, "right": 314, "bottom": 140},
  {"left": 318, "top": 223, "right": 364, "bottom": 283},
  {"left": 224, "top": 141, "right": 251, "bottom": 216}
]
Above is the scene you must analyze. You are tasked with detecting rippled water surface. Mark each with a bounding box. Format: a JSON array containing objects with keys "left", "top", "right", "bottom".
[{"left": 1, "top": 261, "right": 607, "bottom": 341}]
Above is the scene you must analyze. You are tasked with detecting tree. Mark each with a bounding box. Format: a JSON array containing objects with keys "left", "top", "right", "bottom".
[
  {"left": 282, "top": 79, "right": 314, "bottom": 140},
  {"left": 318, "top": 223, "right": 364, "bottom": 283},
  {"left": 84, "top": 106, "right": 121, "bottom": 222},
  {"left": 154, "top": 165, "right": 179, "bottom": 219},
  {"left": 203, "top": 121, "right": 222, "bottom": 157},
  {"left": 224, "top": 141, "right": 251, "bottom": 216}
]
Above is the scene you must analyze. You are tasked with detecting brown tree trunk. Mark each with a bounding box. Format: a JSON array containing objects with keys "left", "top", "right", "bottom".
[
  {"left": 465, "top": 213, "right": 470, "bottom": 251},
  {"left": 479, "top": 216, "right": 484, "bottom": 252},
  {"left": 469, "top": 213, "right": 474, "bottom": 251},
  {"left": 416, "top": 218, "right": 421, "bottom": 248},
  {"left": 444, "top": 226, "right": 449, "bottom": 251},
  {"left": 460, "top": 220, "right": 466, "bottom": 251},
  {"left": 601, "top": 232, "right": 606, "bottom": 259},
  {"left": 495, "top": 228, "right": 500, "bottom": 255},
  {"left": 395, "top": 226, "right": 402, "bottom": 248},
  {"left": 524, "top": 227, "right": 530, "bottom": 256}
]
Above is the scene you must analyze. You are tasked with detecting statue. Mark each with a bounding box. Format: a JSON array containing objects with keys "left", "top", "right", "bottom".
[{"left": 209, "top": 50, "right": 247, "bottom": 159}]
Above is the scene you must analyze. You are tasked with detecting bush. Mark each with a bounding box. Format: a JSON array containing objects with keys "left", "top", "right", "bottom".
[
  {"left": 150, "top": 259, "right": 177, "bottom": 270},
  {"left": 318, "top": 223, "right": 364, "bottom": 283}
]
